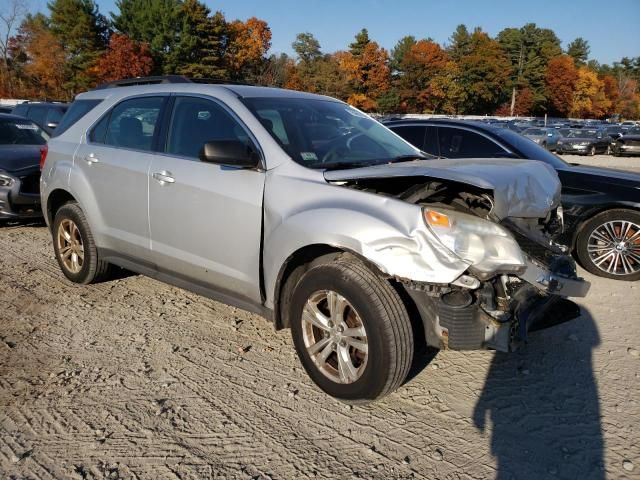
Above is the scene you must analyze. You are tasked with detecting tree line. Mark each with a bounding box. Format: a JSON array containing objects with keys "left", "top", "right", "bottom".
[{"left": 1, "top": 0, "right": 639, "bottom": 119}]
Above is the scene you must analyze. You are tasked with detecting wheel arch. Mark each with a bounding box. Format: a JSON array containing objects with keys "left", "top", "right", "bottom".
[
  {"left": 46, "top": 189, "right": 77, "bottom": 226},
  {"left": 570, "top": 204, "right": 640, "bottom": 251},
  {"left": 272, "top": 243, "right": 407, "bottom": 330}
]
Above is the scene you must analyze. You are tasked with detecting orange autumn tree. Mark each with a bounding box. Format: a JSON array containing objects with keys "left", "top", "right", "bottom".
[
  {"left": 226, "top": 17, "right": 272, "bottom": 80},
  {"left": 571, "top": 67, "right": 611, "bottom": 118},
  {"left": 22, "top": 20, "right": 68, "bottom": 99},
  {"left": 397, "top": 40, "right": 457, "bottom": 113},
  {"left": 93, "top": 33, "right": 153, "bottom": 83},
  {"left": 336, "top": 41, "right": 391, "bottom": 111},
  {"left": 545, "top": 55, "right": 578, "bottom": 116}
]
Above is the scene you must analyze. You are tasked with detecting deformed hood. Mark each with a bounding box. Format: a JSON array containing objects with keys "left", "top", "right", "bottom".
[{"left": 324, "top": 158, "right": 561, "bottom": 220}]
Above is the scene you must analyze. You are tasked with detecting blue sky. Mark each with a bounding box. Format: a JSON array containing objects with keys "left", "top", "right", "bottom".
[{"left": 40, "top": 0, "right": 640, "bottom": 64}]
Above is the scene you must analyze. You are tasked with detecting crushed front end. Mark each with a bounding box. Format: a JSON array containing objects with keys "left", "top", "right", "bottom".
[
  {"left": 403, "top": 205, "right": 590, "bottom": 352},
  {"left": 326, "top": 160, "right": 590, "bottom": 352}
]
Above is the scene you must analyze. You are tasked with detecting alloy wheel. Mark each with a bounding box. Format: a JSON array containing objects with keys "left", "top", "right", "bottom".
[
  {"left": 57, "top": 219, "right": 84, "bottom": 273},
  {"left": 587, "top": 220, "right": 640, "bottom": 276},
  {"left": 301, "top": 290, "right": 368, "bottom": 384}
]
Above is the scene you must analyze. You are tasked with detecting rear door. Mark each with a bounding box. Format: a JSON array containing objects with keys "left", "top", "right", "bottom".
[
  {"left": 436, "top": 126, "right": 511, "bottom": 158},
  {"left": 73, "top": 95, "right": 167, "bottom": 260},
  {"left": 148, "top": 94, "right": 265, "bottom": 303}
]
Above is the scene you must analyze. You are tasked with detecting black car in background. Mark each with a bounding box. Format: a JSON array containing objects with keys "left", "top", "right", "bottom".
[
  {"left": 612, "top": 127, "right": 640, "bottom": 156},
  {"left": 384, "top": 118, "right": 640, "bottom": 281},
  {"left": 0, "top": 114, "right": 47, "bottom": 221},
  {"left": 555, "top": 128, "right": 612, "bottom": 155},
  {"left": 12, "top": 101, "right": 69, "bottom": 135}
]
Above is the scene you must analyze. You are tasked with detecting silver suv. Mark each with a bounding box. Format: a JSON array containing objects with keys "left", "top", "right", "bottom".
[{"left": 41, "top": 77, "right": 589, "bottom": 403}]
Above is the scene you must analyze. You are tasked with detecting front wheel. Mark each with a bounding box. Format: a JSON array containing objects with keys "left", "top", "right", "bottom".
[
  {"left": 290, "top": 256, "right": 414, "bottom": 403},
  {"left": 576, "top": 209, "right": 640, "bottom": 281}
]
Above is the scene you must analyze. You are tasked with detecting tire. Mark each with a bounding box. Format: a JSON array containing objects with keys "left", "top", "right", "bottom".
[
  {"left": 289, "top": 256, "right": 413, "bottom": 403},
  {"left": 589, "top": 145, "right": 596, "bottom": 156},
  {"left": 52, "top": 203, "right": 111, "bottom": 284},
  {"left": 575, "top": 209, "right": 640, "bottom": 281},
  {"left": 605, "top": 145, "right": 612, "bottom": 155}
]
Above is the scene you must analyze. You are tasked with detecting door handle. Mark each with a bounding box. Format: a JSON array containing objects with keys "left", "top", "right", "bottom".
[
  {"left": 152, "top": 171, "right": 175, "bottom": 184},
  {"left": 85, "top": 153, "right": 99, "bottom": 165}
]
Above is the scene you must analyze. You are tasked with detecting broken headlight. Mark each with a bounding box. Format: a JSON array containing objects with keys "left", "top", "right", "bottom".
[{"left": 423, "top": 208, "right": 526, "bottom": 277}]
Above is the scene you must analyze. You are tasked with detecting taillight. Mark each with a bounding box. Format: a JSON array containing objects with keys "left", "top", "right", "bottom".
[{"left": 39, "top": 145, "right": 48, "bottom": 170}]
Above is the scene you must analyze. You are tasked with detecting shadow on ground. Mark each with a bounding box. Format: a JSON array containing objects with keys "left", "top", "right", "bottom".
[{"left": 473, "top": 307, "right": 604, "bottom": 479}]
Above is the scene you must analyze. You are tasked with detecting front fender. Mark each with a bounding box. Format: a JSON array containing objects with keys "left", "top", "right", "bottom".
[{"left": 262, "top": 168, "right": 468, "bottom": 309}]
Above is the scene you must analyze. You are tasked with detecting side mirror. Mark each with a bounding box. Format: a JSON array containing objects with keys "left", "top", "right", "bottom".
[
  {"left": 199, "top": 140, "right": 260, "bottom": 168},
  {"left": 46, "top": 122, "right": 58, "bottom": 130}
]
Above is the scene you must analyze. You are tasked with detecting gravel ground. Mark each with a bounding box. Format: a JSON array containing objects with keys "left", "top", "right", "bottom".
[{"left": 1, "top": 155, "right": 639, "bottom": 480}]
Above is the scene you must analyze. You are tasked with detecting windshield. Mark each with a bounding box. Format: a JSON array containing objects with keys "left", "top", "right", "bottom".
[
  {"left": 492, "top": 128, "right": 569, "bottom": 168},
  {"left": 566, "top": 129, "right": 599, "bottom": 138},
  {"left": 241, "top": 97, "right": 423, "bottom": 169},
  {"left": 0, "top": 118, "right": 49, "bottom": 145}
]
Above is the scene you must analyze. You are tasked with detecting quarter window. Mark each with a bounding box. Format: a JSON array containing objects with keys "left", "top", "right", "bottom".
[
  {"left": 437, "top": 127, "right": 506, "bottom": 158},
  {"left": 92, "top": 96, "right": 164, "bottom": 151},
  {"left": 166, "top": 96, "right": 252, "bottom": 159}
]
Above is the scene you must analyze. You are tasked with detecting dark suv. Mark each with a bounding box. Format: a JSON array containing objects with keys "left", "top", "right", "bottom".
[{"left": 12, "top": 102, "right": 69, "bottom": 134}]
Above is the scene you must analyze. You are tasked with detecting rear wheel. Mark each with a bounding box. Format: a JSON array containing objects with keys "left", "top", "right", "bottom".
[
  {"left": 290, "top": 256, "right": 413, "bottom": 403},
  {"left": 52, "top": 203, "right": 111, "bottom": 284},
  {"left": 576, "top": 209, "right": 640, "bottom": 281}
]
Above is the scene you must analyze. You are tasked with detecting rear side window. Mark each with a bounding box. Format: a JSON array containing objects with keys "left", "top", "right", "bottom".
[
  {"left": 12, "top": 104, "right": 29, "bottom": 117},
  {"left": 28, "top": 107, "right": 47, "bottom": 127},
  {"left": 437, "top": 127, "right": 506, "bottom": 158},
  {"left": 53, "top": 100, "right": 101, "bottom": 137},
  {"left": 91, "top": 96, "right": 164, "bottom": 151}
]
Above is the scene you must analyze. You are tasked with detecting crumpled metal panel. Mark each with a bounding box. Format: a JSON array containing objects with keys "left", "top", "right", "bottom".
[
  {"left": 324, "top": 158, "right": 561, "bottom": 220},
  {"left": 262, "top": 162, "right": 471, "bottom": 309}
]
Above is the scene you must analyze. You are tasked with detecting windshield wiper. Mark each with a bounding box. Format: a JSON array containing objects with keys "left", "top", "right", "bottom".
[{"left": 387, "top": 153, "right": 431, "bottom": 163}]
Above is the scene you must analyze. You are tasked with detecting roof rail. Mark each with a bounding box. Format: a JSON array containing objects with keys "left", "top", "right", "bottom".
[{"left": 94, "top": 75, "right": 255, "bottom": 90}]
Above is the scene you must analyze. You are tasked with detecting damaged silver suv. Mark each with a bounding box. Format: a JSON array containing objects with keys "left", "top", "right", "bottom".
[{"left": 41, "top": 77, "right": 590, "bottom": 403}]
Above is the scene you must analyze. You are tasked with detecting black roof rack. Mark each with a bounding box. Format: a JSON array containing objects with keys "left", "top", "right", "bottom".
[{"left": 94, "top": 75, "right": 255, "bottom": 90}]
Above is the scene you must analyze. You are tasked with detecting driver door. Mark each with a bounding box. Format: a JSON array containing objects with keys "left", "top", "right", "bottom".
[{"left": 148, "top": 95, "right": 265, "bottom": 304}]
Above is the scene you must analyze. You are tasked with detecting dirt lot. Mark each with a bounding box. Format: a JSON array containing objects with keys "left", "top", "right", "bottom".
[{"left": 1, "top": 155, "right": 639, "bottom": 480}]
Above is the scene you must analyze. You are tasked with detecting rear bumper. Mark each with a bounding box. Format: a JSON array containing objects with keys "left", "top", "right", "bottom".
[{"left": 0, "top": 173, "right": 42, "bottom": 219}]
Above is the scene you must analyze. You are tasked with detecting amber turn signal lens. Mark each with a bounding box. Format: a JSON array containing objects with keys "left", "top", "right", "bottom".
[{"left": 424, "top": 209, "right": 450, "bottom": 228}]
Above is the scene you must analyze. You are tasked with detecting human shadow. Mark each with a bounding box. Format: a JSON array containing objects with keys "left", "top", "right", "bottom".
[{"left": 473, "top": 307, "right": 604, "bottom": 479}]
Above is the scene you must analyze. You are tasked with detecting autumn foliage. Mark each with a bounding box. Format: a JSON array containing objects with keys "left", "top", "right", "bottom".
[
  {"left": 94, "top": 34, "right": 153, "bottom": 83},
  {"left": 1, "top": 0, "right": 639, "bottom": 119}
]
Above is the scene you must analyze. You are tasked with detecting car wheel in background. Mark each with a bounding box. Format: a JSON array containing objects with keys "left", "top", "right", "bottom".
[
  {"left": 289, "top": 255, "right": 414, "bottom": 403},
  {"left": 52, "top": 203, "right": 112, "bottom": 284},
  {"left": 605, "top": 145, "right": 612, "bottom": 155},
  {"left": 576, "top": 209, "right": 640, "bottom": 281},
  {"left": 589, "top": 145, "right": 596, "bottom": 156}
]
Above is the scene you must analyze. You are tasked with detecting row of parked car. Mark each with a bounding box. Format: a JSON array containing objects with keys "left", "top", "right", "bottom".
[
  {"left": 517, "top": 124, "right": 640, "bottom": 157},
  {"left": 0, "top": 77, "right": 638, "bottom": 402}
]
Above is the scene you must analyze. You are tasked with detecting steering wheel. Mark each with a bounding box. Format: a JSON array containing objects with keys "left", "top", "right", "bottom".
[{"left": 320, "top": 131, "right": 362, "bottom": 163}]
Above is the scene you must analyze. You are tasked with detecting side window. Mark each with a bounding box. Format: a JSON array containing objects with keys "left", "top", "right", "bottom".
[
  {"left": 28, "top": 107, "right": 47, "bottom": 128},
  {"left": 12, "top": 104, "right": 29, "bottom": 117},
  {"left": 97, "top": 97, "right": 164, "bottom": 151},
  {"left": 46, "top": 108, "right": 65, "bottom": 125},
  {"left": 437, "top": 127, "right": 507, "bottom": 158},
  {"left": 166, "top": 96, "right": 251, "bottom": 159},
  {"left": 390, "top": 126, "right": 426, "bottom": 150},
  {"left": 54, "top": 99, "right": 101, "bottom": 137}
]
